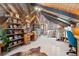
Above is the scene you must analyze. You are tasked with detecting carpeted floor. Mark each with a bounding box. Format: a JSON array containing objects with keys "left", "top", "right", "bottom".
[{"left": 4, "top": 35, "right": 72, "bottom": 56}]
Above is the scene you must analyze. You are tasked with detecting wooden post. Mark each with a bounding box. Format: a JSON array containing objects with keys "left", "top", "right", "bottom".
[{"left": 0, "top": 43, "right": 3, "bottom": 55}]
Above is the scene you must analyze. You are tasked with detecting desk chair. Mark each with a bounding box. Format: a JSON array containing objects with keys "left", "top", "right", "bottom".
[{"left": 66, "top": 31, "right": 77, "bottom": 55}]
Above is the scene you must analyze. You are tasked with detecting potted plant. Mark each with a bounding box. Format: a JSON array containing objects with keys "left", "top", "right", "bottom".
[{"left": 0, "top": 27, "right": 10, "bottom": 51}]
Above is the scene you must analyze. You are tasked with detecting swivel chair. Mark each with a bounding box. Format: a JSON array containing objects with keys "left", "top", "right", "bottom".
[{"left": 66, "top": 31, "right": 77, "bottom": 55}]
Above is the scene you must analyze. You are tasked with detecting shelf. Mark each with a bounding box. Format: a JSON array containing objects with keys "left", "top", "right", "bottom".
[
  {"left": 9, "top": 42, "right": 23, "bottom": 48},
  {"left": 8, "top": 16, "right": 22, "bottom": 20},
  {"left": 10, "top": 37, "right": 24, "bottom": 42},
  {"left": 4, "top": 28, "right": 23, "bottom": 30},
  {"left": 8, "top": 23, "right": 21, "bottom": 25},
  {"left": 7, "top": 33, "right": 23, "bottom": 36}
]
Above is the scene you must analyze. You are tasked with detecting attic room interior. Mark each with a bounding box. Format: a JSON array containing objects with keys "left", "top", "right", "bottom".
[{"left": 0, "top": 3, "right": 79, "bottom": 56}]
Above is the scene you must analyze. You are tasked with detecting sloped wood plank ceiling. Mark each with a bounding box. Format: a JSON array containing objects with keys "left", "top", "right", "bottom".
[
  {"left": 0, "top": 3, "right": 35, "bottom": 24},
  {"left": 40, "top": 3, "right": 79, "bottom": 16}
]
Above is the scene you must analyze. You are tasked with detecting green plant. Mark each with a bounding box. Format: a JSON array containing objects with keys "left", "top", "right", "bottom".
[{"left": 0, "top": 27, "right": 10, "bottom": 51}]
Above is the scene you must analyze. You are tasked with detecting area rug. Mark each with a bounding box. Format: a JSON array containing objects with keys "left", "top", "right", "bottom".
[{"left": 10, "top": 47, "right": 47, "bottom": 56}]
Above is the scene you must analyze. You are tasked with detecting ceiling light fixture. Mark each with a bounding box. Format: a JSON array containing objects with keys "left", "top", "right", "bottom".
[{"left": 34, "top": 6, "right": 42, "bottom": 12}]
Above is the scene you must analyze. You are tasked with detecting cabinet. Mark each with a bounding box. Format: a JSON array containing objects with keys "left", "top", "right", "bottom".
[{"left": 24, "top": 33, "right": 30, "bottom": 44}]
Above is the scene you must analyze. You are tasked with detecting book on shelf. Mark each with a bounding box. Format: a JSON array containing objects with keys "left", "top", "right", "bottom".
[{"left": 13, "top": 19, "right": 18, "bottom": 23}]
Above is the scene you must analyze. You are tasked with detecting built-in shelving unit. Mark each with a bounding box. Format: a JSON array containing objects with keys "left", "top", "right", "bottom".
[{"left": 5, "top": 17, "right": 24, "bottom": 48}]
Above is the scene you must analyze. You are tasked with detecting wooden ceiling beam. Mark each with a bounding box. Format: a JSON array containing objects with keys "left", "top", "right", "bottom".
[
  {"left": 40, "top": 3, "right": 79, "bottom": 16},
  {"left": 7, "top": 4, "right": 18, "bottom": 14},
  {"left": 12, "top": 4, "right": 23, "bottom": 17},
  {"left": 0, "top": 4, "right": 11, "bottom": 14}
]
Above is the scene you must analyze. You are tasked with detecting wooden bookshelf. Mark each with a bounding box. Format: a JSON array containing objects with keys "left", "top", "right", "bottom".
[{"left": 5, "top": 17, "right": 24, "bottom": 49}]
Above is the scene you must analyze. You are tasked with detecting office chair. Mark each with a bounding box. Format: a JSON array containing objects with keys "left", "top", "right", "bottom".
[{"left": 66, "top": 31, "right": 77, "bottom": 55}]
